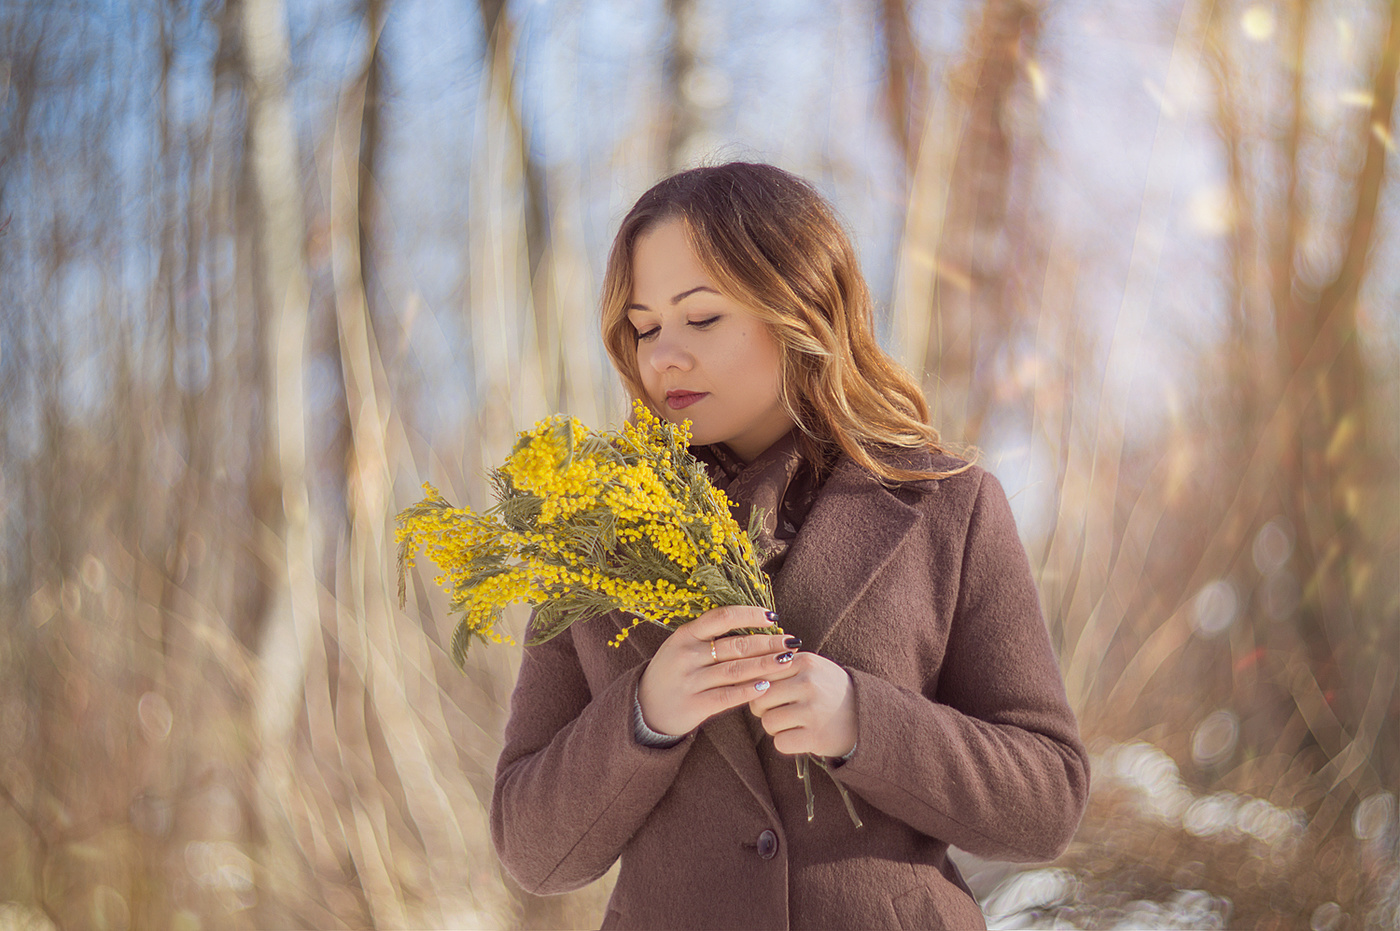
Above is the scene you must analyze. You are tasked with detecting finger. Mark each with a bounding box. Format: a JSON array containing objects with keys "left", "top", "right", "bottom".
[
  {"left": 748, "top": 674, "right": 803, "bottom": 716},
  {"left": 697, "top": 677, "right": 783, "bottom": 718},
  {"left": 753, "top": 656, "right": 815, "bottom": 693},
  {"left": 746, "top": 667, "right": 817, "bottom": 718},
  {"left": 703, "top": 651, "right": 800, "bottom": 690},
  {"left": 771, "top": 727, "right": 815, "bottom": 756},
  {"left": 752, "top": 700, "right": 803, "bottom": 736},
  {"left": 709, "top": 631, "right": 797, "bottom": 664},
  {"left": 683, "top": 605, "right": 778, "bottom": 642}
]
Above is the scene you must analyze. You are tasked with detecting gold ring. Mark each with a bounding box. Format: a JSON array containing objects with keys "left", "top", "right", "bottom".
[{"left": 711, "top": 640, "right": 719, "bottom": 663}]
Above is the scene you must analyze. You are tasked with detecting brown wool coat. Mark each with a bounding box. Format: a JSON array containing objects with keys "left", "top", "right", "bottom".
[{"left": 491, "top": 450, "right": 1090, "bottom": 930}]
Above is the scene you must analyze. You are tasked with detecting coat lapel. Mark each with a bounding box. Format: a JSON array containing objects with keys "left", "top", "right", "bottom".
[
  {"left": 697, "top": 711, "right": 780, "bottom": 821},
  {"left": 773, "top": 456, "right": 922, "bottom": 653}
]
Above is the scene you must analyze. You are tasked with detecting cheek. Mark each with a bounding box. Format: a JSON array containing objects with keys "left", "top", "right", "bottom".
[
  {"left": 746, "top": 337, "right": 784, "bottom": 395},
  {"left": 731, "top": 331, "right": 773, "bottom": 375},
  {"left": 635, "top": 356, "right": 666, "bottom": 405},
  {"left": 632, "top": 345, "right": 656, "bottom": 382}
]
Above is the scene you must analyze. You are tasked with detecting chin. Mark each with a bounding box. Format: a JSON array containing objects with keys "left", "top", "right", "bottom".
[{"left": 680, "top": 422, "right": 720, "bottom": 447}]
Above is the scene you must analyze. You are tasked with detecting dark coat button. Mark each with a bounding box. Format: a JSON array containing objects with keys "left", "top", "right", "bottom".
[{"left": 756, "top": 829, "right": 778, "bottom": 859}]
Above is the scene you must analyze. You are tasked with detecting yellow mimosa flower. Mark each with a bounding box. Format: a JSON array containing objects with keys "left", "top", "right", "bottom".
[{"left": 396, "top": 400, "right": 775, "bottom": 668}]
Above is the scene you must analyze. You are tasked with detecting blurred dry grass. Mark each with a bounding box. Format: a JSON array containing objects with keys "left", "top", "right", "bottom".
[{"left": 1, "top": 0, "right": 1398, "bottom": 929}]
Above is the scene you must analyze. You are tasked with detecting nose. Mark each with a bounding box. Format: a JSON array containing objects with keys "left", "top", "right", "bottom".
[{"left": 644, "top": 328, "right": 693, "bottom": 373}]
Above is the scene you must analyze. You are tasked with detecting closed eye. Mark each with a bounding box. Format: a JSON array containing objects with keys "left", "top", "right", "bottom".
[{"left": 634, "top": 316, "right": 720, "bottom": 342}]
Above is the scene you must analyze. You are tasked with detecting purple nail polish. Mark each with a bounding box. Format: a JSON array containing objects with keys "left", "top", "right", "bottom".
[
  {"left": 754, "top": 680, "right": 771, "bottom": 692},
  {"left": 784, "top": 637, "right": 802, "bottom": 650},
  {"left": 775, "top": 652, "right": 794, "bottom": 664},
  {"left": 765, "top": 611, "right": 779, "bottom": 622}
]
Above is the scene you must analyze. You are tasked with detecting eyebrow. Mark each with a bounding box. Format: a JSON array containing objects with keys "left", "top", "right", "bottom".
[{"left": 626, "top": 285, "right": 719, "bottom": 313}]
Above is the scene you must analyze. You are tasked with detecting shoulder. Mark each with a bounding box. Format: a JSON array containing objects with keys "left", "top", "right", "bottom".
[
  {"left": 812, "top": 444, "right": 1020, "bottom": 535},
  {"left": 861, "top": 445, "right": 992, "bottom": 501},
  {"left": 845, "top": 446, "right": 1024, "bottom": 543}
]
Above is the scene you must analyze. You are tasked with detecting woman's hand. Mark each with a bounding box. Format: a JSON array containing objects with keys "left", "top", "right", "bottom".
[
  {"left": 637, "top": 606, "right": 801, "bottom": 738},
  {"left": 748, "top": 652, "right": 857, "bottom": 758}
]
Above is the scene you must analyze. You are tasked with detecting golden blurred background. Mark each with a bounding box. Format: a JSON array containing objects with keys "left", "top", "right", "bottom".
[{"left": 0, "top": 0, "right": 1396, "bottom": 928}]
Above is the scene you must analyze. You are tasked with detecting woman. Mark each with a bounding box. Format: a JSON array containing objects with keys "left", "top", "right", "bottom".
[{"left": 491, "top": 162, "right": 1089, "bottom": 930}]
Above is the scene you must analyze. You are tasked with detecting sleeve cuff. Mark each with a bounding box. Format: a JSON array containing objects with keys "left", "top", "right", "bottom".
[{"left": 632, "top": 685, "right": 687, "bottom": 748}]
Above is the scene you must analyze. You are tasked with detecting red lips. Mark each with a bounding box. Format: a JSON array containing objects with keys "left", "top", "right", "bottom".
[{"left": 665, "top": 390, "right": 707, "bottom": 410}]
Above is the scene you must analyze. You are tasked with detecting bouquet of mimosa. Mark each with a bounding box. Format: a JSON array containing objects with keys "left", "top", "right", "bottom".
[
  {"left": 396, "top": 400, "right": 859, "bottom": 825},
  {"left": 396, "top": 401, "right": 774, "bottom": 663}
]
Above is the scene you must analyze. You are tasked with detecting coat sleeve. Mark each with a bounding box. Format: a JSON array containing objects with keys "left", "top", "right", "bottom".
[
  {"left": 833, "top": 471, "right": 1090, "bottom": 862},
  {"left": 490, "top": 623, "right": 695, "bottom": 894}
]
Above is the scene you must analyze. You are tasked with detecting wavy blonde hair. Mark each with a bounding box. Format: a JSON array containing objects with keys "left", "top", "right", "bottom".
[{"left": 601, "top": 162, "right": 970, "bottom": 483}]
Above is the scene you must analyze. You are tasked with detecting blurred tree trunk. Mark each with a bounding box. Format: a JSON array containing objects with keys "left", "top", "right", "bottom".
[
  {"left": 223, "top": 0, "right": 280, "bottom": 656},
  {"left": 0, "top": 10, "right": 43, "bottom": 295},
  {"left": 478, "top": 0, "right": 557, "bottom": 411},
  {"left": 899, "top": 0, "right": 1042, "bottom": 445},
  {"left": 0, "top": 9, "right": 44, "bottom": 600},
  {"left": 239, "top": 0, "right": 322, "bottom": 921},
  {"left": 359, "top": 0, "right": 383, "bottom": 327},
  {"left": 1206, "top": 0, "right": 1272, "bottom": 435},
  {"left": 662, "top": 0, "right": 699, "bottom": 172},
  {"left": 321, "top": 0, "right": 385, "bottom": 598},
  {"left": 878, "top": 0, "right": 928, "bottom": 179},
  {"left": 154, "top": 0, "right": 198, "bottom": 655},
  {"left": 941, "top": 0, "right": 1040, "bottom": 444},
  {"left": 479, "top": 0, "right": 545, "bottom": 280},
  {"left": 136, "top": 2, "right": 199, "bottom": 925}
]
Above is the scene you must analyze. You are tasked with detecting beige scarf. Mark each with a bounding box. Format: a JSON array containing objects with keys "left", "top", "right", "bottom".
[{"left": 691, "top": 430, "right": 826, "bottom": 576}]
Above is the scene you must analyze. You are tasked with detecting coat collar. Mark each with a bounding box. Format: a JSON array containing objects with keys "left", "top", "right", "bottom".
[{"left": 773, "top": 450, "right": 926, "bottom": 653}]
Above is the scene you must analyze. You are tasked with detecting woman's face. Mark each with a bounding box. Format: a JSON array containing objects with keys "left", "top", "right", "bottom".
[{"left": 626, "top": 218, "right": 795, "bottom": 462}]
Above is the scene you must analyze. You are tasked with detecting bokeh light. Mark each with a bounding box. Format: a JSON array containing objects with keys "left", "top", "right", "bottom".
[{"left": 1241, "top": 5, "right": 1277, "bottom": 42}]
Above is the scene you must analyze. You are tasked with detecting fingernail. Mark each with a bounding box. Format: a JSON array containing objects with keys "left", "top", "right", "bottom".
[
  {"left": 775, "top": 652, "right": 794, "bottom": 664},
  {"left": 754, "top": 680, "right": 771, "bottom": 692},
  {"left": 784, "top": 636, "right": 802, "bottom": 650},
  {"left": 764, "top": 611, "right": 779, "bottom": 622}
]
